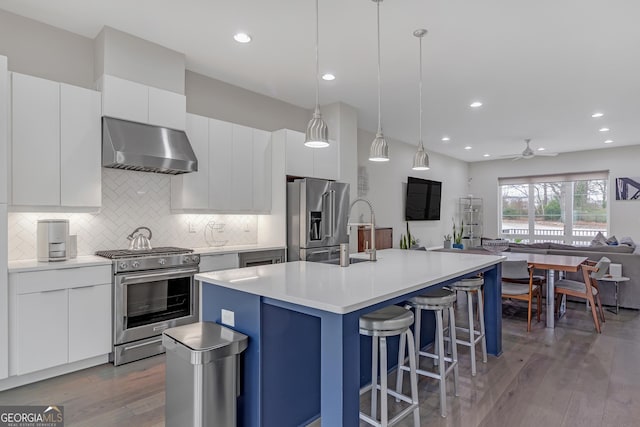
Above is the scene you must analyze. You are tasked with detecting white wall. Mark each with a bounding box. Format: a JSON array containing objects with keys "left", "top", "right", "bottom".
[
  {"left": 94, "top": 26, "right": 186, "bottom": 94},
  {"left": 185, "top": 70, "right": 309, "bottom": 132},
  {"left": 357, "top": 129, "right": 469, "bottom": 249},
  {"left": 469, "top": 145, "right": 640, "bottom": 242},
  {"left": 0, "top": 10, "right": 94, "bottom": 89}
]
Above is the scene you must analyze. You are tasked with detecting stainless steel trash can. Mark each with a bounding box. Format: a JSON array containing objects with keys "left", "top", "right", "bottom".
[{"left": 163, "top": 322, "right": 249, "bottom": 427}]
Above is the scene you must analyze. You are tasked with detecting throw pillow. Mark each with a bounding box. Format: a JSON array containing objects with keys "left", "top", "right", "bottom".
[
  {"left": 620, "top": 236, "right": 636, "bottom": 248},
  {"left": 591, "top": 232, "right": 607, "bottom": 247},
  {"left": 606, "top": 235, "right": 619, "bottom": 246}
]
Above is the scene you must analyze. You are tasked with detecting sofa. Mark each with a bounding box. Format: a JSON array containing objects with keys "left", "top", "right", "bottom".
[{"left": 507, "top": 242, "right": 640, "bottom": 310}]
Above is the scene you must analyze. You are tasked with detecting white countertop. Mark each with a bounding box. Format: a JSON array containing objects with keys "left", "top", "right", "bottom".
[
  {"left": 8, "top": 255, "right": 112, "bottom": 273},
  {"left": 7, "top": 244, "right": 285, "bottom": 273},
  {"left": 196, "top": 249, "right": 504, "bottom": 314},
  {"left": 192, "top": 244, "right": 285, "bottom": 255}
]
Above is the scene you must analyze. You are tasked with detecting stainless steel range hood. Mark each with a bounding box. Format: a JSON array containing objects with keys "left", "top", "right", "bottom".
[{"left": 102, "top": 117, "right": 198, "bottom": 175}]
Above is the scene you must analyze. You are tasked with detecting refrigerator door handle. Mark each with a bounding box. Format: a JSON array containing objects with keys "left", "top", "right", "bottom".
[{"left": 325, "top": 190, "right": 335, "bottom": 238}]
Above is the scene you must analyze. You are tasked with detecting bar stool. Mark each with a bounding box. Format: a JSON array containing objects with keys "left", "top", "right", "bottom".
[
  {"left": 447, "top": 277, "right": 487, "bottom": 376},
  {"left": 397, "top": 288, "right": 459, "bottom": 418},
  {"left": 359, "top": 305, "right": 420, "bottom": 427}
]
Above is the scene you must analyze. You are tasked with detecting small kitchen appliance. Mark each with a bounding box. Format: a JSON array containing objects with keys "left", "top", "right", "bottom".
[{"left": 37, "top": 219, "right": 69, "bottom": 262}]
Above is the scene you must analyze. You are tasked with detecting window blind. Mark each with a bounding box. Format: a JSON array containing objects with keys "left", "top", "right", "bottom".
[{"left": 498, "top": 170, "right": 609, "bottom": 186}]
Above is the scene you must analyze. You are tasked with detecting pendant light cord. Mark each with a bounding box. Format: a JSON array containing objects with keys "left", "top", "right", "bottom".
[
  {"left": 376, "top": 0, "right": 382, "bottom": 134},
  {"left": 418, "top": 35, "right": 423, "bottom": 149},
  {"left": 314, "top": 0, "right": 320, "bottom": 115}
]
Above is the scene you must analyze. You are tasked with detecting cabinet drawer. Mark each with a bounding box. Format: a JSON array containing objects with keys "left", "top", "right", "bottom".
[
  {"left": 199, "top": 253, "right": 239, "bottom": 273},
  {"left": 13, "top": 265, "right": 112, "bottom": 294}
]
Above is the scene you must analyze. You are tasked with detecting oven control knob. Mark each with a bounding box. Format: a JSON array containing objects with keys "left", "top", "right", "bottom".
[
  {"left": 182, "top": 256, "right": 191, "bottom": 263},
  {"left": 132, "top": 261, "right": 140, "bottom": 268},
  {"left": 119, "top": 261, "right": 128, "bottom": 270},
  {"left": 192, "top": 254, "right": 200, "bottom": 263},
  {"left": 158, "top": 258, "right": 166, "bottom": 265}
]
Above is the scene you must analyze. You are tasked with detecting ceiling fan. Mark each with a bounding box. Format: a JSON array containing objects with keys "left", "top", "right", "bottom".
[{"left": 502, "top": 139, "right": 558, "bottom": 160}]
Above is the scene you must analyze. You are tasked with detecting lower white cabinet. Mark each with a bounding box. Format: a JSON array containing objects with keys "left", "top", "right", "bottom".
[
  {"left": 199, "top": 253, "right": 239, "bottom": 273},
  {"left": 9, "top": 265, "right": 112, "bottom": 376},
  {"left": 15, "top": 290, "right": 68, "bottom": 375},
  {"left": 68, "top": 284, "right": 111, "bottom": 363}
]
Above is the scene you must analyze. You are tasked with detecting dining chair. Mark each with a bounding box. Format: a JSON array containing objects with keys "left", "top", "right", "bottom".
[
  {"left": 501, "top": 260, "right": 542, "bottom": 332},
  {"left": 554, "top": 257, "right": 609, "bottom": 333}
]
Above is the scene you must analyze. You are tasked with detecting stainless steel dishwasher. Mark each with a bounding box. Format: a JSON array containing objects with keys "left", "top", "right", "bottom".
[{"left": 238, "top": 249, "right": 285, "bottom": 267}]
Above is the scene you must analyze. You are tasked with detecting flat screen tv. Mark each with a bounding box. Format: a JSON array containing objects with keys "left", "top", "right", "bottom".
[{"left": 405, "top": 177, "right": 442, "bottom": 221}]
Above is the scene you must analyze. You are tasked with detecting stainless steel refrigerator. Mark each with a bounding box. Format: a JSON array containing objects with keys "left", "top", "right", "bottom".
[{"left": 287, "top": 178, "right": 350, "bottom": 262}]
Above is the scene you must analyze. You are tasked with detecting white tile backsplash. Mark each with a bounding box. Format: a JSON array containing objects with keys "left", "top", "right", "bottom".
[{"left": 8, "top": 169, "right": 258, "bottom": 260}]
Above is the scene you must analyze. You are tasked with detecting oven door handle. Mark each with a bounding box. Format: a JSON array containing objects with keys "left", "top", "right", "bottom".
[{"left": 120, "top": 267, "right": 199, "bottom": 285}]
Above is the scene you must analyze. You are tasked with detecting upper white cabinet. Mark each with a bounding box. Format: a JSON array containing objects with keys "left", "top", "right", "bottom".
[
  {"left": 11, "top": 73, "right": 101, "bottom": 208},
  {"left": 60, "top": 84, "right": 102, "bottom": 207},
  {"left": 99, "top": 74, "right": 186, "bottom": 130},
  {"left": 276, "top": 129, "right": 340, "bottom": 180},
  {"left": 0, "top": 55, "right": 8, "bottom": 205},
  {"left": 171, "top": 114, "right": 272, "bottom": 213}
]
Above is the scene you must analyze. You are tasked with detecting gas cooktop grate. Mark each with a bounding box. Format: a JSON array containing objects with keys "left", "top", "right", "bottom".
[{"left": 95, "top": 247, "right": 193, "bottom": 259}]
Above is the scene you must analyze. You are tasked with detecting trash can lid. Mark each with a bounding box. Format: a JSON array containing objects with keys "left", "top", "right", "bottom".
[{"left": 163, "top": 322, "right": 248, "bottom": 354}]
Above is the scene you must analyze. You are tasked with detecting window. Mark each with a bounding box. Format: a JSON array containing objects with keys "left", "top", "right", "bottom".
[{"left": 499, "top": 171, "right": 608, "bottom": 246}]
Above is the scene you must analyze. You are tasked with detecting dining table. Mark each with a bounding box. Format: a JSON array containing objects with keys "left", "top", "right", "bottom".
[{"left": 503, "top": 252, "right": 589, "bottom": 328}]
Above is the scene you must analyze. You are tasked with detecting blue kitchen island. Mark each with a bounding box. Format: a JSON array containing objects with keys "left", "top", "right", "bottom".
[{"left": 197, "top": 249, "right": 504, "bottom": 427}]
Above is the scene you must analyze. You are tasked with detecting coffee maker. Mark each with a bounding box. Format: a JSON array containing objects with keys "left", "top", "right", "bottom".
[{"left": 37, "top": 219, "right": 69, "bottom": 262}]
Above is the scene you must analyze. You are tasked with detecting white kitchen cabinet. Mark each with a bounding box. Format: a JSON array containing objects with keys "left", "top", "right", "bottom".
[
  {"left": 11, "top": 73, "right": 61, "bottom": 206},
  {"left": 0, "top": 55, "right": 8, "bottom": 205},
  {"left": 15, "top": 289, "right": 68, "bottom": 375},
  {"left": 208, "top": 118, "right": 233, "bottom": 210},
  {"left": 9, "top": 265, "right": 112, "bottom": 376},
  {"left": 171, "top": 113, "right": 210, "bottom": 210},
  {"left": 11, "top": 73, "right": 101, "bottom": 208},
  {"left": 198, "top": 253, "right": 239, "bottom": 273},
  {"left": 148, "top": 86, "right": 186, "bottom": 130},
  {"left": 278, "top": 129, "right": 340, "bottom": 180},
  {"left": 60, "top": 84, "right": 102, "bottom": 207},
  {"left": 99, "top": 74, "right": 186, "bottom": 130},
  {"left": 68, "top": 284, "right": 111, "bottom": 363},
  {"left": 173, "top": 115, "right": 272, "bottom": 213},
  {"left": 312, "top": 137, "right": 340, "bottom": 180},
  {"left": 283, "top": 129, "right": 313, "bottom": 178},
  {"left": 253, "top": 129, "right": 272, "bottom": 213},
  {"left": 100, "top": 74, "right": 148, "bottom": 124},
  {"left": 231, "top": 124, "right": 253, "bottom": 211}
]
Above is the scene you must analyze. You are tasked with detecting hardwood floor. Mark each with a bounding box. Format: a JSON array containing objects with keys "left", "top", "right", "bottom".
[{"left": 1, "top": 300, "right": 639, "bottom": 427}]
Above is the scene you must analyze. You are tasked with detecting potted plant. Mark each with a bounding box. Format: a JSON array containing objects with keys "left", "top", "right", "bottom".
[
  {"left": 443, "top": 234, "right": 452, "bottom": 249},
  {"left": 452, "top": 218, "right": 464, "bottom": 249}
]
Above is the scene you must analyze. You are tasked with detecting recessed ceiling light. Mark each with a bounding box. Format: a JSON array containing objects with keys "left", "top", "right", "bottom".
[
  {"left": 233, "top": 33, "right": 252, "bottom": 43},
  {"left": 599, "top": 127, "right": 610, "bottom": 132},
  {"left": 537, "top": 147, "right": 545, "bottom": 151},
  {"left": 464, "top": 146, "right": 472, "bottom": 150},
  {"left": 604, "top": 139, "right": 613, "bottom": 144},
  {"left": 483, "top": 153, "right": 490, "bottom": 157},
  {"left": 321, "top": 73, "right": 335, "bottom": 81},
  {"left": 591, "top": 112, "right": 604, "bottom": 118},
  {"left": 441, "top": 136, "right": 450, "bottom": 142},
  {"left": 469, "top": 101, "right": 483, "bottom": 108}
]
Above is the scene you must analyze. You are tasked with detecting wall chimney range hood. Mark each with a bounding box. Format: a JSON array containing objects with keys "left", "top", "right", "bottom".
[{"left": 102, "top": 117, "right": 198, "bottom": 175}]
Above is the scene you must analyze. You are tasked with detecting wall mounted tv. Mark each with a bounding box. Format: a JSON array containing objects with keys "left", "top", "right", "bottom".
[{"left": 405, "top": 177, "right": 442, "bottom": 221}]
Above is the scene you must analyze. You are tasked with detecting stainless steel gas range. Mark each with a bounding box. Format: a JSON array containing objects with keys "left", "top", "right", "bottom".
[{"left": 96, "top": 247, "right": 200, "bottom": 365}]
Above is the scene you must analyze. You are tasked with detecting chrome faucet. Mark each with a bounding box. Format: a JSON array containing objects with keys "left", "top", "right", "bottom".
[{"left": 347, "top": 198, "right": 377, "bottom": 261}]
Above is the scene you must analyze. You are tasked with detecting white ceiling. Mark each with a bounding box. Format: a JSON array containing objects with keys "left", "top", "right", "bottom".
[{"left": 1, "top": 0, "right": 640, "bottom": 162}]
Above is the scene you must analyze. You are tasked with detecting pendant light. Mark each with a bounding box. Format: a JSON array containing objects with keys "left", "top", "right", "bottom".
[
  {"left": 304, "top": 0, "right": 329, "bottom": 148},
  {"left": 369, "top": 0, "right": 389, "bottom": 162},
  {"left": 412, "top": 28, "right": 430, "bottom": 170}
]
